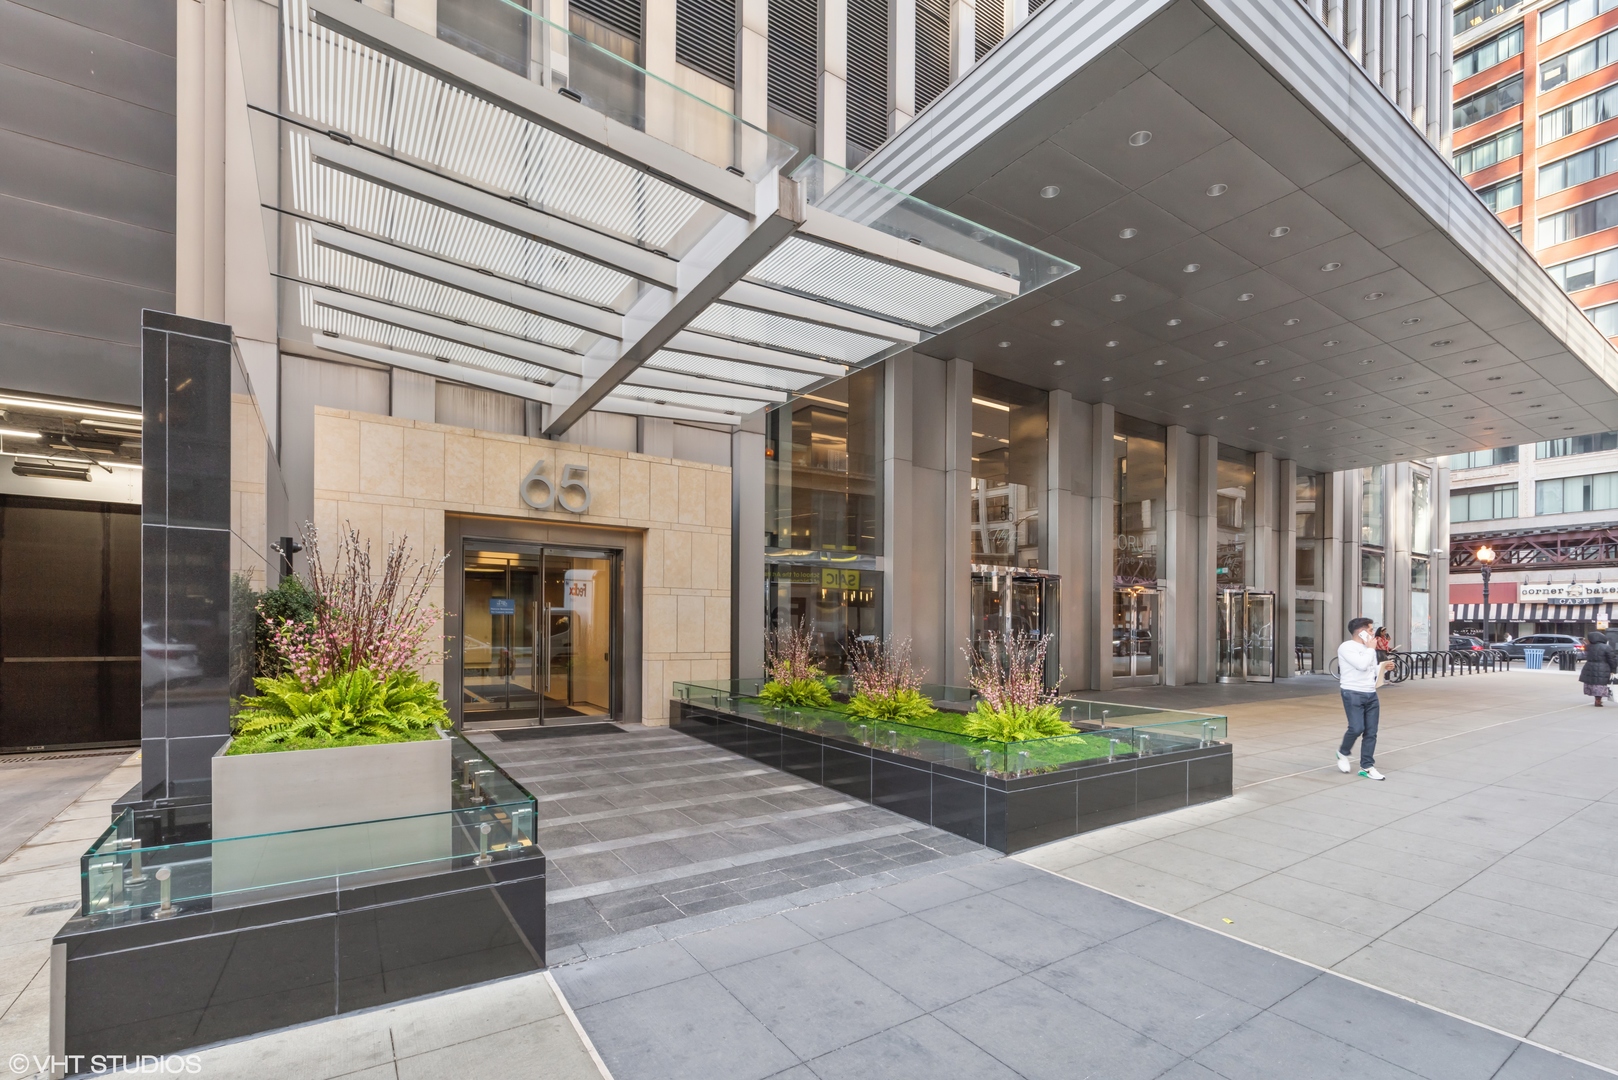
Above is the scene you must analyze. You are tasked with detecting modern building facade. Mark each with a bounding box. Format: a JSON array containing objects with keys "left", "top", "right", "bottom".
[
  {"left": 1447, "top": 431, "right": 1618, "bottom": 637},
  {"left": 3, "top": 0, "right": 1617, "bottom": 755}
]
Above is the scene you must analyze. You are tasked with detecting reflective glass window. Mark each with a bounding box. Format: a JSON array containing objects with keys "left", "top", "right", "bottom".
[
  {"left": 1113, "top": 415, "right": 1166, "bottom": 587},
  {"left": 970, "top": 372, "right": 1047, "bottom": 569},
  {"left": 1217, "top": 446, "right": 1255, "bottom": 587}
]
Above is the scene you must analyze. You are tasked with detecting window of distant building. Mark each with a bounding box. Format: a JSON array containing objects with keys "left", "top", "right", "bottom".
[
  {"left": 1454, "top": 0, "right": 1525, "bottom": 36},
  {"left": 1539, "top": 82, "right": 1618, "bottom": 144},
  {"left": 1455, "top": 126, "right": 1522, "bottom": 175},
  {"left": 1456, "top": 75, "right": 1524, "bottom": 130},
  {"left": 1541, "top": 137, "right": 1618, "bottom": 195},
  {"left": 1540, "top": 0, "right": 1618, "bottom": 39},
  {"left": 1449, "top": 447, "right": 1519, "bottom": 469},
  {"left": 1459, "top": 24, "right": 1525, "bottom": 80},
  {"left": 1452, "top": 483, "right": 1519, "bottom": 521},
  {"left": 1547, "top": 247, "right": 1618, "bottom": 292},
  {"left": 1539, "top": 191, "right": 1618, "bottom": 245},
  {"left": 1538, "top": 431, "right": 1618, "bottom": 457},
  {"left": 1476, "top": 175, "right": 1522, "bottom": 212},
  {"left": 1537, "top": 471, "right": 1618, "bottom": 513}
]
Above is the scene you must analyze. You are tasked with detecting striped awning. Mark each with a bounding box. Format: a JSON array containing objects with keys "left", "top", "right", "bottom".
[{"left": 1451, "top": 603, "right": 1617, "bottom": 621}]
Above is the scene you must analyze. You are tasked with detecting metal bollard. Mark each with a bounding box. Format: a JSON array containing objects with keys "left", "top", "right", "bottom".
[
  {"left": 151, "top": 866, "right": 175, "bottom": 919},
  {"left": 474, "top": 822, "right": 494, "bottom": 866}
]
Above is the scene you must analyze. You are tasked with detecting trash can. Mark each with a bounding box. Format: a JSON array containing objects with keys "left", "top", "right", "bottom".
[
  {"left": 1558, "top": 650, "right": 1577, "bottom": 671},
  {"left": 1524, "top": 648, "right": 1544, "bottom": 670}
]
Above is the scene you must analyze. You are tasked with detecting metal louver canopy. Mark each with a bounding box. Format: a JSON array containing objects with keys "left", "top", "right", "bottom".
[{"left": 262, "top": 0, "right": 1074, "bottom": 430}]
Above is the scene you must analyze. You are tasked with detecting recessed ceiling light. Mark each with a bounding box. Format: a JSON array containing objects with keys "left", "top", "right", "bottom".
[
  {"left": 998, "top": 341, "right": 1011, "bottom": 347},
  {"left": 1297, "top": 415, "right": 1308, "bottom": 420},
  {"left": 1292, "top": 375, "right": 1305, "bottom": 381},
  {"left": 1234, "top": 390, "right": 1247, "bottom": 396},
  {"left": 1248, "top": 425, "right": 1257, "bottom": 430},
  {"left": 1509, "top": 390, "right": 1524, "bottom": 395},
  {"left": 1363, "top": 291, "right": 1384, "bottom": 300},
  {"left": 1217, "top": 415, "right": 1227, "bottom": 419},
  {"left": 1321, "top": 262, "right": 1342, "bottom": 272},
  {"left": 1119, "top": 227, "right": 1139, "bottom": 239},
  {"left": 1237, "top": 292, "right": 1254, "bottom": 301},
  {"left": 1391, "top": 375, "right": 1404, "bottom": 381},
  {"left": 1253, "top": 358, "right": 1270, "bottom": 366},
  {"left": 1166, "top": 317, "right": 1182, "bottom": 326},
  {"left": 1214, "top": 340, "right": 1229, "bottom": 347},
  {"left": 1051, "top": 319, "right": 1065, "bottom": 326},
  {"left": 1464, "top": 415, "right": 1476, "bottom": 420},
  {"left": 1324, "top": 391, "right": 1337, "bottom": 396},
  {"left": 1484, "top": 426, "right": 1494, "bottom": 431},
  {"left": 1129, "top": 130, "right": 1152, "bottom": 146},
  {"left": 1565, "top": 425, "right": 1576, "bottom": 430},
  {"left": 1053, "top": 359, "right": 1066, "bottom": 366},
  {"left": 1529, "top": 403, "right": 1542, "bottom": 408},
  {"left": 1417, "top": 390, "right": 1429, "bottom": 395},
  {"left": 1144, "top": 390, "right": 1156, "bottom": 396},
  {"left": 1182, "top": 404, "right": 1192, "bottom": 409},
  {"left": 1278, "top": 436, "right": 1287, "bottom": 440},
  {"left": 1197, "top": 375, "right": 1210, "bottom": 382},
  {"left": 1358, "top": 357, "right": 1375, "bottom": 365},
  {"left": 1040, "top": 185, "right": 1061, "bottom": 198},
  {"left": 1323, "top": 339, "right": 1340, "bottom": 347},
  {"left": 1402, "top": 317, "right": 1421, "bottom": 326},
  {"left": 1153, "top": 358, "right": 1167, "bottom": 365},
  {"left": 1267, "top": 403, "right": 1278, "bottom": 409},
  {"left": 1284, "top": 317, "right": 1301, "bottom": 326},
  {"left": 1111, "top": 293, "right": 1127, "bottom": 302},
  {"left": 1207, "top": 184, "right": 1228, "bottom": 196},
  {"left": 1106, "top": 340, "right": 1120, "bottom": 347},
  {"left": 1269, "top": 226, "right": 1290, "bottom": 237},
  {"left": 1102, "top": 375, "right": 1114, "bottom": 381},
  {"left": 1183, "top": 263, "right": 1201, "bottom": 273},
  {"left": 1441, "top": 404, "right": 1453, "bottom": 408},
  {"left": 1550, "top": 415, "right": 1562, "bottom": 419}
]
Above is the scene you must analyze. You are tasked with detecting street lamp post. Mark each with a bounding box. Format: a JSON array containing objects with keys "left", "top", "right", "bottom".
[{"left": 1478, "top": 544, "right": 1496, "bottom": 654}]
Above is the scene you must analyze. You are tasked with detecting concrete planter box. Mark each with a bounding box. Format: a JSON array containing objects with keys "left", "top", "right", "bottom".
[{"left": 210, "top": 732, "right": 452, "bottom": 900}]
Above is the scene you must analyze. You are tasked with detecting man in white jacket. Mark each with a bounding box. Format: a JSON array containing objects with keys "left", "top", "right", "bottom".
[{"left": 1337, "top": 617, "right": 1393, "bottom": 781}]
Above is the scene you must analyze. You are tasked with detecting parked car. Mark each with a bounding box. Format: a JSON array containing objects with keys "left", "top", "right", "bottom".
[
  {"left": 1490, "top": 634, "right": 1585, "bottom": 660},
  {"left": 1449, "top": 634, "right": 1486, "bottom": 652}
]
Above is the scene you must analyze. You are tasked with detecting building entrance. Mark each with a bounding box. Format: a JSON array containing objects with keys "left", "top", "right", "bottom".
[
  {"left": 970, "top": 566, "right": 1060, "bottom": 686},
  {"left": 461, "top": 543, "right": 618, "bottom": 725},
  {"left": 1217, "top": 589, "right": 1276, "bottom": 684},
  {"left": 1112, "top": 588, "right": 1160, "bottom": 684}
]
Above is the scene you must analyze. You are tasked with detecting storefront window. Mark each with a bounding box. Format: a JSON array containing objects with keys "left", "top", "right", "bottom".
[
  {"left": 970, "top": 372, "right": 1047, "bottom": 568},
  {"left": 1296, "top": 468, "right": 1320, "bottom": 589},
  {"left": 1216, "top": 446, "right": 1255, "bottom": 587},
  {"left": 1412, "top": 468, "right": 1432, "bottom": 555},
  {"left": 1361, "top": 466, "right": 1385, "bottom": 547},
  {"left": 1411, "top": 556, "right": 1431, "bottom": 651},
  {"left": 1114, "top": 415, "right": 1166, "bottom": 586},
  {"left": 764, "top": 564, "right": 883, "bottom": 675},
  {"left": 1295, "top": 597, "right": 1319, "bottom": 672},
  {"left": 764, "top": 369, "right": 882, "bottom": 556},
  {"left": 764, "top": 369, "right": 883, "bottom": 672},
  {"left": 1361, "top": 548, "right": 1385, "bottom": 629}
]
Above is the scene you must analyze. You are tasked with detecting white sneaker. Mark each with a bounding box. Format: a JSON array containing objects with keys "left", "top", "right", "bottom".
[
  {"left": 1337, "top": 752, "right": 1353, "bottom": 773},
  {"left": 1359, "top": 767, "right": 1386, "bottom": 781}
]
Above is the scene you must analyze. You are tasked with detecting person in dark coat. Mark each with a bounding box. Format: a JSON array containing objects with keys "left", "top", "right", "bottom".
[{"left": 1579, "top": 632, "right": 1614, "bottom": 707}]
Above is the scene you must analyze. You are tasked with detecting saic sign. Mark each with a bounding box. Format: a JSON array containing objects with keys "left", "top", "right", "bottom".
[{"left": 520, "top": 460, "right": 592, "bottom": 514}]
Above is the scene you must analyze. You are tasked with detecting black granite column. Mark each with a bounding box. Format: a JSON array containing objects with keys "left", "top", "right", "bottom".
[{"left": 141, "top": 311, "right": 234, "bottom": 801}]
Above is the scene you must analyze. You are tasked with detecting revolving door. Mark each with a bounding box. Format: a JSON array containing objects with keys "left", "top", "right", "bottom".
[
  {"left": 1217, "top": 588, "right": 1275, "bottom": 684},
  {"left": 970, "top": 566, "right": 1060, "bottom": 687}
]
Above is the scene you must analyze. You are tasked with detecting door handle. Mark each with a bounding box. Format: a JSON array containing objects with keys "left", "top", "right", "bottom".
[{"left": 542, "top": 604, "right": 552, "bottom": 693}]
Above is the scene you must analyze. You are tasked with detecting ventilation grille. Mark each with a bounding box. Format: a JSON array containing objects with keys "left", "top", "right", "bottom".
[
  {"left": 1030, "top": 0, "right": 1049, "bottom": 10},
  {"left": 847, "top": 0, "right": 891, "bottom": 154},
  {"left": 677, "top": 0, "right": 738, "bottom": 85},
  {"left": 572, "top": 0, "right": 642, "bottom": 41},
  {"left": 916, "top": 0, "right": 949, "bottom": 109},
  {"left": 768, "top": 0, "right": 818, "bottom": 122},
  {"left": 975, "top": 0, "right": 1003, "bottom": 59}
]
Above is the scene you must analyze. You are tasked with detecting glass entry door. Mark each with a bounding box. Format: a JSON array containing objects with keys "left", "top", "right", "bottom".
[
  {"left": 462, "top": 545, "right": 617, "bottom": 724},
  {"left": 1217, "top": 589, "right": 1276, "bottom": 684},
  {"left": 1112, "top": 589, "right": 1159, "bottom": 683}
]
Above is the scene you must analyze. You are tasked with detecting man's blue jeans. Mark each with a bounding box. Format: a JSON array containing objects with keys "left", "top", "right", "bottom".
[{"left": 1339, "top": 690, "right": 1379, "bottom": 769}]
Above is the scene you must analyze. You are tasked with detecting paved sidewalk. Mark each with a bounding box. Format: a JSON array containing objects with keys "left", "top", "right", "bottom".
[
  {"left": 555, "top": 857, "right": 1609, "bottom": 1080},
  {"left": 0, "top": 752, "right": 139, "bottom": 1079},
  {"left": 1021, "top": 670, "right": 1618, "bottom": 1070}
]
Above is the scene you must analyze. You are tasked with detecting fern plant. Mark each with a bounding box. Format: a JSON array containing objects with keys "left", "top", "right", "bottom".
[
  {"left": 961, "top": 701, "right": 1071, "bottom": 742},
  {"left": 760, "top": 619, "right": 836, "bottom": 708},
  {"left": 229, "top": 669, "right": 449, "bottom": 754},
  {"left": 844, "top": 637, "right": 937, "bottom": 723}
]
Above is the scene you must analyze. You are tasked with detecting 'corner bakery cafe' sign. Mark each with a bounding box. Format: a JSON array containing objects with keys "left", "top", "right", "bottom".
[{"left": 1518, "top": 583, "right": 1618, "bottom": 603}]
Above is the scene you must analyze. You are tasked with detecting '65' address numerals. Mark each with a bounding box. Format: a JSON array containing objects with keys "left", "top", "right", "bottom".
[{"left": 520, "top": 460, "right": 591, "bottom": 513}]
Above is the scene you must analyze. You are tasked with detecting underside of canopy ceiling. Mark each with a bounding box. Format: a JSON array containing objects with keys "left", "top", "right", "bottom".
[{"left": 858, "top": 0, "right": 1618, "bottom": 472}]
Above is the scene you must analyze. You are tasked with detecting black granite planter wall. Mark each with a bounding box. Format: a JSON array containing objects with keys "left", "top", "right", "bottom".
[
  {"left": 671, "top": 701, "right": 1233, "bottom": 853},
  {"left": 54, "top": 849, "right": 545, "bottom": 1066}
]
